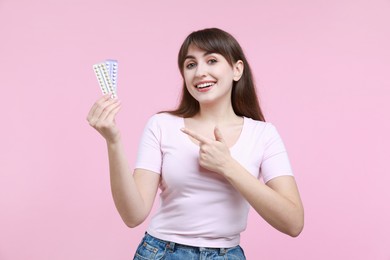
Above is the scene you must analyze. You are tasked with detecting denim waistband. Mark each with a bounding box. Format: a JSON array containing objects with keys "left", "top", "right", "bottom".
[{"left": 143, "top": 232, "right": 231, "bottom": 255}]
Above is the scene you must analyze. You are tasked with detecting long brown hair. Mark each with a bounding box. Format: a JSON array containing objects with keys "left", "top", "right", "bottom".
[{"left": 163, "top": 28, "right": 265, "bottom": 121}]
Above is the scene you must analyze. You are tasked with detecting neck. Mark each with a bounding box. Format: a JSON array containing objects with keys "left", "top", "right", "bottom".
[{"left": 196, "top": 100, "right": 239, "bottom": 125}]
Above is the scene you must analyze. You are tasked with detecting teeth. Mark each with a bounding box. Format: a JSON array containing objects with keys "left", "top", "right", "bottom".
[{"left": 196, "top": 82, "right": 215, "bottom": 88}]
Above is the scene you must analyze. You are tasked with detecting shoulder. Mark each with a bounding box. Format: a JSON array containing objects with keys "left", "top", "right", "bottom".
[
  {"left": 242, "top": 117, "right": 287, "bottom": 147},
  {"left": 144, "top": 112, "right": 182, "bottom": 130},
  {"left": 147, "top": 112, "right": 182, "bottom": 123},
  {"left": 244, "top": 117, "right": 278, "bottom": 136}
]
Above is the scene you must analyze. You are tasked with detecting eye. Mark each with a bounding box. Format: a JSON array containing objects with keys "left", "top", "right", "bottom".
[
  {"left": 208, "top": 59, "right": 217, "bottom": 64},
  {"left": 185, "top": 62, "right": 196, "bottom": 69}
]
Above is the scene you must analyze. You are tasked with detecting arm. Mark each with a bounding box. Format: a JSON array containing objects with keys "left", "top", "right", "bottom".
[
  {"left": 223, "top": 160, "right": 304, "bottom": 237},
  {"left": 87, "top": 94, "right": 160, "bottom": 227},
  {"left": 181, "top": 126, "right": 304, "bottom": 237},
  {"left": 107, "top": 140, "right": 160, "bottom": 228}
]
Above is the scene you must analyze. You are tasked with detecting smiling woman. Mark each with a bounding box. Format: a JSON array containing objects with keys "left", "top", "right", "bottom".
[
  {"left": 172, "top": 28, "right": 265, "bottom": 121},
  {"left": 87, "top": 28, "right": 304, "bottom": 260},
  {"left": 182, "top": 45, "right": 242, "bottom": 106}
]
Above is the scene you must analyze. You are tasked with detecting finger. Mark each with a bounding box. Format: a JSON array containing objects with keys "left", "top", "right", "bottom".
[
  {"left": 104, "top": 101, "right": 121, "bottom": 122},
  {"left": 92, "top": 94, "right": 112, "bottom": 112},
  {"left": 99, "top": 93, "right": 113, "bottom": 102},
  {"left": 97, "top": 100, "right": 120, "bottom": 121},
  {"left": 214, "top": 126, "right": 226, "bottom": 143},
  {"left": 180, "top": 128, "right": 210, "bottom": 144},
  {"left": 87, "top": 94, "right": 112, "bottom": 121},
  {"left": 91, "top": 97, "right": 119, "bottom": 121}
]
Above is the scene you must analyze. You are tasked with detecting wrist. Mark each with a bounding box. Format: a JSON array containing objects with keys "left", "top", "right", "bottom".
[
  {"left": 221, "top": 158, "right": 239, "bottom": 179},
  {"left": 106, "top": 134, "right": 122, "bottom": 147}
]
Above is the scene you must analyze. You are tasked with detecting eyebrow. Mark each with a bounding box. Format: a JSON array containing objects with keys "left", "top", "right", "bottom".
[{"left": 184, "top": 51, "right": 215, "bottom": 61}]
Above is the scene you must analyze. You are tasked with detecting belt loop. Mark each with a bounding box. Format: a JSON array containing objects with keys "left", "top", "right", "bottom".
[
  {"left": 166, "top": 241, "right": 176, "bottom": 252},
  {"left": 219, "top": 248, "right": 227, "bottom": 256}
]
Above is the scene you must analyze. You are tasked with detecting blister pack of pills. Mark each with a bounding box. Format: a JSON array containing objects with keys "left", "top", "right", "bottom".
[{"left": 93, "top": 59, "right": 118, "bottom": 98}]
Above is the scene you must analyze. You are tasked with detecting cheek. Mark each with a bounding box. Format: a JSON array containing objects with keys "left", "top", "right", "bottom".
[
  {"left": 184, "top": 80, "right": 191, "bottom": 90},
  {"left": 183, "top": 78, "right": 193, "bottom": 94},
  {"left": 221, "top": 69, "right": 235, "bottom": 83},
  {"left": 183, "top": 72, "right": 193, "bottom": 86}
]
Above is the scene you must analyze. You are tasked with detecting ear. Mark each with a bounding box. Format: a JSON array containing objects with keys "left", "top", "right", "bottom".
[{"left": 233, "top": 60, "right": 244, "bottom": 82}]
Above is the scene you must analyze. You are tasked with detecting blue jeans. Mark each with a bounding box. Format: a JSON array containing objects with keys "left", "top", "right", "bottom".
[{"left": 133, "top": 233, "right": 246, "bottom": 260}]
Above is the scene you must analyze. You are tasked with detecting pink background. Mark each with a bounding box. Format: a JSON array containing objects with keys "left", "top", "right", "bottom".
[{"left": 1, "top": 0, "right": 389, "bottom": 259}]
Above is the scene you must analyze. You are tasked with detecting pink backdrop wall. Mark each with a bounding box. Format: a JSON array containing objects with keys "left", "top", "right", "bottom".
[{"left": 1, "top": 0, "right": 389, "bottom": 259}]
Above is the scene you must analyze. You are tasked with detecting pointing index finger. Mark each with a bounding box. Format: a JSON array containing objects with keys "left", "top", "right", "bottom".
[{"left": 181, "top": 128, "right": 210, "bottom": 144}]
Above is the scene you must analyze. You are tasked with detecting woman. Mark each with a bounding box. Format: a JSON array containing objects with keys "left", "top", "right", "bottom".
[{"left": 87, "top": 28, "right": 304, "bottom": 259}]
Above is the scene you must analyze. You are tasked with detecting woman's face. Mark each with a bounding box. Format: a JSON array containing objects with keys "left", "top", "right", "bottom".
[{"left": 182, "top": 45, "right": 243, "bottom": 106}]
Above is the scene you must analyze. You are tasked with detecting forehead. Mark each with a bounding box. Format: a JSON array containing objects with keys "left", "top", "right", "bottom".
[
  {"left": 187, "top": 44, "right": 205, "bottom": 54},
  {"left": 185, "top": 44, "right": 219, "bottom": 59}
]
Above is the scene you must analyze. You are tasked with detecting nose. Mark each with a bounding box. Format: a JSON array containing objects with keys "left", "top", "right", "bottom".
[{"left": 195, "top": 62, "right": 207, "bottom": 78}]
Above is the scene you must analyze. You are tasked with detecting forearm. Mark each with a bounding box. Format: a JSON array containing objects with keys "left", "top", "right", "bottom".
[
  {"left": 222, "top": 160, "right": 304, "bottom": 237},
  {"left": 106, "top": 138, "right": 147, "bottom": 227}
]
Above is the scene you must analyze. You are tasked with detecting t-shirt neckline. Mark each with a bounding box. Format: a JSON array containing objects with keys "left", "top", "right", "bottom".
[{"left": 180, "top": 116, "right": 246, "bottom": 151}]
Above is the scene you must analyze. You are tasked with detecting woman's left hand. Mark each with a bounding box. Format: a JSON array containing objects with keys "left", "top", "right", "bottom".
[{"left": 181, "top": 127, "right": 233, "bottom": 175}]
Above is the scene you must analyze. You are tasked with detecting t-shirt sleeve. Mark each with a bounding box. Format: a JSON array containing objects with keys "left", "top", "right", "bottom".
[
  {"left": 260, "top": 123, "right": 294, "bottom": 183},
  {"left": 135, "top": 115, "right": 162, "bottom": 174}
]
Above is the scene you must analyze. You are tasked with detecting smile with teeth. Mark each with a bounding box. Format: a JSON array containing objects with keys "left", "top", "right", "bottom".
[{"left": 196, "top": 82, "right": 215, "bottom": 89}]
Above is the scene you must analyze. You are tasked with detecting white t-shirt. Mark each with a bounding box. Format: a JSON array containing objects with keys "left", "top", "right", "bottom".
[{"left": 135, "top": 113, "right": 293, "bottom": 248}]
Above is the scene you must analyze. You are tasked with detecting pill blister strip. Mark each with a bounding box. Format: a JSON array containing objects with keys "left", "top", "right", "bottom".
[
  {"left": 93, "top": 60, "right": 118, "bottom": 98},
  {"left": 105, "top": 60, "right": 118, "bottom": 94}
]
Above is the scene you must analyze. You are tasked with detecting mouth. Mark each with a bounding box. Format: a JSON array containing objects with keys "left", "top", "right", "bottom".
[{"left": 195, "top": 82, "right": 216, "bottom": 92}]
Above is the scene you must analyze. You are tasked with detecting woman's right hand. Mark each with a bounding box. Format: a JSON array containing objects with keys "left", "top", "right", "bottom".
[{"left": 87, "top": 94, "right": 122, "bottom": 144}]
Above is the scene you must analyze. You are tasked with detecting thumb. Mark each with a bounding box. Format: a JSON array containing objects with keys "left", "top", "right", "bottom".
[{"left": 214, "top": 126, "right": 225, "bottom": 143}]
